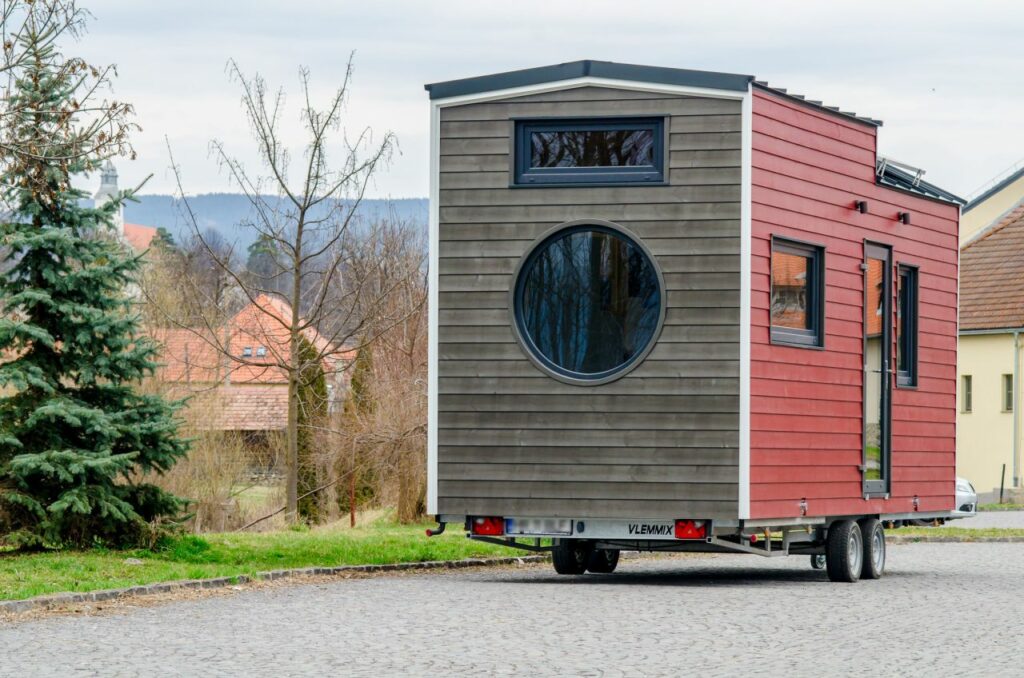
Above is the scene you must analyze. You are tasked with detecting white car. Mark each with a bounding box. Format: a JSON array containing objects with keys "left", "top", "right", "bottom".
[{"left": 953, "top": 476, "right": 978, "bottom": 517}]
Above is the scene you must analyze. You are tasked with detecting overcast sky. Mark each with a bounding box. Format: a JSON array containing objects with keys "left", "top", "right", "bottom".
[{"left": 75, "top": 0, "right": 1024, "bottom": 202}]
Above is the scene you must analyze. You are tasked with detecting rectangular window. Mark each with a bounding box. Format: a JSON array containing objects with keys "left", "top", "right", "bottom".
[
  {"left": 770, "top": 237, "right": 825, "bottom": 348},
  {"left": 242, "top": 347, "right": 252, "bottom": 358},
  {"left": 896, "top": 265, "right": 918, "bottom": 387},
  {"left": 514, "top": 117, "right": 665, "bottom": 186},
  {"left": 962, "top": 375, "right": 973, "bottom": 413},
  {"left": 1003, "top": 374, "right": 1014, "bottom": 412}
]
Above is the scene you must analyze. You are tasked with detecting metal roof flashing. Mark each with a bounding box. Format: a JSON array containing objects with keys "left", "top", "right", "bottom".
[
  {"left": 751, "top": 81, "right": 883, "bottom": 128},
  {"left": 425, "top": 60, "right": 753, "bottom": 100},
  {"left": 964, "top": 166, "right": 1024, "bottom": 214},
  {"left": 876, "top": 162, "right": 966, "bottom": 207},
  {"left": 424, "top": 61, "right": 884, "bottom": 131}
]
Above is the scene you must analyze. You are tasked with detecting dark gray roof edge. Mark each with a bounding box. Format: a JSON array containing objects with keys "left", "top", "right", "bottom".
[
  {"left": 876, "top": 164, "right": 966, "bottom": 207},
  {"left": 425, "top": 60, "right": 753, "bottom": 100},
  {"left": 963, "top": 166, "right": 1024, "bottom": 214},
  {"left": 752, "top": 81, "right": 883, "bottom": 127}
]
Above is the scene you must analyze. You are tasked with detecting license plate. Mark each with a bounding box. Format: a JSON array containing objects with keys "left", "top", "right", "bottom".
[{"left": 505, "top": 517, "right": 572, "bottom": 536}]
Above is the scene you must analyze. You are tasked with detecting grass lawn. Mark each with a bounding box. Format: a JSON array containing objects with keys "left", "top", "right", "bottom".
[
  {"left": 0, "top": 517, "right": 511, "bottom": 601},
  {"left": 978, "top": 503, "right": 1024, "bottom": 512}
]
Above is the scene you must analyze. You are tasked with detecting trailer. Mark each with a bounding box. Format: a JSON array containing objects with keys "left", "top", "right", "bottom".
[{"left": 423, "top": 61, "right": 966, "bottom": 582}]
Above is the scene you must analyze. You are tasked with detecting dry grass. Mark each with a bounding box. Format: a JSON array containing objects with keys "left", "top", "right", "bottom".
[{"left": 142, "top": 387, "right": 287, "bottom": 533}]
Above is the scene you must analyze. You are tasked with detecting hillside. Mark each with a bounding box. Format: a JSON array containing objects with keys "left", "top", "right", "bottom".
[{"left": 124, "top": 194, "right": 428, "bottom": 248}]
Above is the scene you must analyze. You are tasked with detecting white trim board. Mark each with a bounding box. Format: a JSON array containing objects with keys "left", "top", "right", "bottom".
[
  {"left": 738, "top": 83, "right": 753, "bottom": 520},
  {"left": 430, "top": 76, "right": 747, "bottom": 109},
  {"left": 426, "top": 100, "right": 440, "bottom": 514}
]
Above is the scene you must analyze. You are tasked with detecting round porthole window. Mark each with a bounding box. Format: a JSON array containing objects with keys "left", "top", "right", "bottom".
[{"left": 512, "top": 222, "right": 665, "bottom": 384}]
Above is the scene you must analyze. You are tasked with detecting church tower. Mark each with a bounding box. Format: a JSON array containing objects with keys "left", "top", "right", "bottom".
[{"left": 93, "top": 160, "right": 125, "bottom": 232}]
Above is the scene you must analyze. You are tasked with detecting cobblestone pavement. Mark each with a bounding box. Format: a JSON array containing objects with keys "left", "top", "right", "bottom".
[
  {"left": 1, "top": 542, "right": 1021, "bottom": 677},
  {"left": 959, "top": 510, "right": 1024, "bottom": 529}
]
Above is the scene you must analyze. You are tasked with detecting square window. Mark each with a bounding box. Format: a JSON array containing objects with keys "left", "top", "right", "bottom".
[
  {"left": 242, "top": 346, "right": 252, "bottom": 358},
  {"left": 962, "top": 375, "right": 973, "bottom": 413},
  {"left": 514, "top": 117, "right": 665, "bottom": 186},
  {"left": 1003, "top": 374, "right": 1014, "bottom": 412},
  {"left": 896, "top": 265, "right": 918, "bottom": 387},
  {"left": 770, "top": 237, "right": 824, "bottom": 348},
  {"left": 256, "top": 346, "right": 267, "bottom": 357}
]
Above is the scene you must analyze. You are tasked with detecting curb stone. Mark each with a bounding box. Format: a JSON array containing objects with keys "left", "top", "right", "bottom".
[{"left": 0, "top": 555, "right": 547, "bottom": 616}]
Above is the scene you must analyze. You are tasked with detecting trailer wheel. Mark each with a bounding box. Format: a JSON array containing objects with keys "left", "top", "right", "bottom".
[
  {"left": 586, "top": 549, "right": 620, "bottom": 573},
  {"left": 552, "top": 540, "right": 591, "bottom": 575},
  {"left": 859, "top": 518, "right": 886, "bottom": 579},
  {"left": 810, "top": 554, "right": 827, "bottom": 570},
  {"left": 825, "top": 520, "right": 863, "bottom": 583}
]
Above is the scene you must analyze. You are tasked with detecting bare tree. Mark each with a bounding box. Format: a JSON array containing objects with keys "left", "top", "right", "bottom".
[
  {"left": 337, "top": 219, "right": 428, "bottom": 523},
  {"left": 158, "top": 55, "right": 419, "bottom": 522}
]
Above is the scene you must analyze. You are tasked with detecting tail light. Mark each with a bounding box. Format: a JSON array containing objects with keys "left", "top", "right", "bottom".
[
  {"left": 470, "top": 516, "right": 504, "bottom": 536},
  {"left": 674, "top": 519, "right": 707, "bottom": 540}
]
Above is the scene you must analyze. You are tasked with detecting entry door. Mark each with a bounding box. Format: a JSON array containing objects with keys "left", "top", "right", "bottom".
[{"left": 863, "top": 243, "right": 892, "bottom": 495}]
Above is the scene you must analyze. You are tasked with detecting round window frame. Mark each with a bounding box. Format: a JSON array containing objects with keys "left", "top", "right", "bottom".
[{"left": 509, "top": 219, "right": 667, "bottom": 386}]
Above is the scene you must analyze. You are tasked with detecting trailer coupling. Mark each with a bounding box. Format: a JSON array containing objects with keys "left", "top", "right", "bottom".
[{"left": 425, "top": 520, "right": 446, "bottom": 537}]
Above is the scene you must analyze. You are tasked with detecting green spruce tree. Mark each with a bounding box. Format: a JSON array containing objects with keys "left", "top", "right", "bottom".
[{"left": 0, "top": 16, "right": 188, "bottom": 548}]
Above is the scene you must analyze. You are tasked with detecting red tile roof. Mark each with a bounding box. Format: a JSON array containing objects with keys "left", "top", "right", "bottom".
[
  {"left": 960, "top": 202, "right": 1024, "bottom": 331},
  {"left": 153, "top": 294, "right": 352, "bottom": 385},
  {"left": 124, "top": 222, "right": 157, "bottom": 251},
  {"left": 151, "top": 294, "right": 355, "bottom": 431}
]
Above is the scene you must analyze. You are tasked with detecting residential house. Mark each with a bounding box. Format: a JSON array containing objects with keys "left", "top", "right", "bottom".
[
  {"left": 960, "top": 165, "right": 1024, "bottom": 246},
  {"left": 153, "top": 294, "right": 352, "bottom": 435},
  {"left": 958, "top": 194, "right": 1024, "bottom": 500}
]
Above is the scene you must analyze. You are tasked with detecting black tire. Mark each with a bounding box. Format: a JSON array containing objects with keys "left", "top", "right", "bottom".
[
  {"left": 825, "top": 520, "right": 863, "bottom": 583},
  {"left": 586, "top": 549, "right": 620, "bottom": 573},
  {"left": 859, "top": 518, "right": 886, "bottom": 580},
  {"left": 552, "top": 540, "right": 591, "bottom": 575},
  {"left": 810, "top": 554, "right": 827, "bottom": 570}
]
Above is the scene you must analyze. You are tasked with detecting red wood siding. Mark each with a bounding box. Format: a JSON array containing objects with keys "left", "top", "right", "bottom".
[{"left": 749, "top": 89, "right": 959, "bottom": 520}]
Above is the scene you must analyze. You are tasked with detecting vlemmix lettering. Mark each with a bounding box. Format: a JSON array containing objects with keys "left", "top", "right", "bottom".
[{"left": 627, "top": 523, "right": 672, "bottom": 536}]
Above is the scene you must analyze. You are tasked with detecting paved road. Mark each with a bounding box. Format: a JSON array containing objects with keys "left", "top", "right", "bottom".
[
  {"left": 2, "top": 542, "right": 1021, "bottom": 677},
  {"left": 959, "top": 509, "right": 1024, "bottom": 529}
]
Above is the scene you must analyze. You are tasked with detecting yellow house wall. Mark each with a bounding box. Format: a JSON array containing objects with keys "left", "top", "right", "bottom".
[
  {"left": 957, "top": 332, "right": 1019, "bottom": 496},
  {"left": 961, "top": 174, "right": 1024, "bottom": 245}
]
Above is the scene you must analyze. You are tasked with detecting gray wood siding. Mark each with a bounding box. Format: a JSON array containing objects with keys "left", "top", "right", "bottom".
[{"left": 436, "top": 86, "right": 742, "bottom": 520}]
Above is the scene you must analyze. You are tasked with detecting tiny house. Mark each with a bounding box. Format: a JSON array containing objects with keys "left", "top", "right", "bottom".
[{"left": 424, "top": 61, "right": 964, "bottom": 582}]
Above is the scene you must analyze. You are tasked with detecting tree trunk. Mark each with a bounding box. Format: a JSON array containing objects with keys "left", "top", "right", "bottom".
[
  {"left": 285, "top": 212, "right": 305, "bottom": 523},
  {"left": 285, "top": 364, "right": 299, "bottom": 522}
]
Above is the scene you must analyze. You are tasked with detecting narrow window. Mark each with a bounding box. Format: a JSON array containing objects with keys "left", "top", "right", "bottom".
[
  {"left": 1003, "top": 374, "right": 1014, "bottom": 412},
  {"left": 896, "top": 265, "right": 918, "bottom": 387},
  {"left": 962, "top": 375, "right": 973, "bottom": 413},
  {"left": 514, "top": 117, "right": 665, "bottom": 186},
  {"left": 770, "top": 237, "right": 825, "bottom": 348}
]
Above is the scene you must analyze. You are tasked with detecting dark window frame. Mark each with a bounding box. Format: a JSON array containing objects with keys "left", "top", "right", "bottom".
[
  {"left": 769, "top": 236, "right": 825, "bottom": 348},
  {"left": 512, "top": 116, "right": 667, "bottom": 187},
  {"left": 962, "top": 374, "right": 973, "bottom": 413},
  {"left": 896, "top": 264, "right": 919, "bottom": 387},
  {"left": 509, "top": 220, "right": 667, "bottom": 386},
  {"left": 1003, "top": 373, "right": 1014, "bottom": 412}
]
